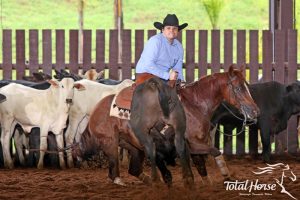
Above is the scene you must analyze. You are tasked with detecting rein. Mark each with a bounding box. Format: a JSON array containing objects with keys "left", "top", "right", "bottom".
[
  {"left": 178, "top": 75, "right": 256, "bottom": 137},
  {"left": 211, "top": 102, "right": 247, "bottom": 137},
  {"left": 26, "top": 142, "right": 80, "bottom": 155}
]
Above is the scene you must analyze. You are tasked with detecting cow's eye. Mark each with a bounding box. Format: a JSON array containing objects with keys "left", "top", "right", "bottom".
[{"left": 62, "top": 85, "right": 64, "bottom": 88}]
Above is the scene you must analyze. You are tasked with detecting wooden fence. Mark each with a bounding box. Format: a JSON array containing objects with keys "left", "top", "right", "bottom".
[{"left": 0, "top": 29, "right": 299, "bottom": 156}]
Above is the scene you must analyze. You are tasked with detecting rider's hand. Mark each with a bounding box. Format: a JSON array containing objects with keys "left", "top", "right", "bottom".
[{"left": 169, "top": 70, "right": 178, "bottom": 80}]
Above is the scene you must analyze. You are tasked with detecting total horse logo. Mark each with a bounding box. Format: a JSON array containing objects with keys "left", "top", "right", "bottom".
[{"left": 224, "top": 163, "right": 297, "bottom": 199}]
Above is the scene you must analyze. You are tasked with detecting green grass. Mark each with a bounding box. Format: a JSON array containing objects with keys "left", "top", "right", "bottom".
[
  {"left": 2, "top": 0, "right": 300, "bottom": 30},
  {"left": 0, "top": 0, "right": 270, "bottom": 30}
]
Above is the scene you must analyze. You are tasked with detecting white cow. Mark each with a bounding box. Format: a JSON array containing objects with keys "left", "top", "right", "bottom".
[
  {"left": 0, "top": 78, "right": 85, "bottom": 169},
  {"left": 65, "top": 79, "right": 134, "bottom": 168}
]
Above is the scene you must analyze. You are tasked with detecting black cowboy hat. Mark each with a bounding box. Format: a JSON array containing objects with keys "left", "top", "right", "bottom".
[{"left": 154, "top": 14, "right": 188, "bottom": 31}]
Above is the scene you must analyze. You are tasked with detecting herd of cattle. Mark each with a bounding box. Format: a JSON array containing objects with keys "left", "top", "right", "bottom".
[
  {"left": 0, "top": 69, "right": 299, "bottom": 177},
  {"left": 0, "top": 69, "right": 134, "bottom": 169}
]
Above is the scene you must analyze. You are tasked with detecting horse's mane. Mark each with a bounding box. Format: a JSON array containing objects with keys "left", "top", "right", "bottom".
[
  {"left": 180, "top": 72, "right": 226, "bottom": 97},
  {"left": 182, "top": 68, "right": 246, "bottom": 91}
]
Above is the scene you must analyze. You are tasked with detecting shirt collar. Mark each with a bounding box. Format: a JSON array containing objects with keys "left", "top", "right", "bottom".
[{"left": 160, "top": 33, "right": 177, "bottom": 46}]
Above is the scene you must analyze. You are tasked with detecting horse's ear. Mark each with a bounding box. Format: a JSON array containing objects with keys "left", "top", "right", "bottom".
[{"left": 228, "top": 64, "right": 235, "bottom": 77}]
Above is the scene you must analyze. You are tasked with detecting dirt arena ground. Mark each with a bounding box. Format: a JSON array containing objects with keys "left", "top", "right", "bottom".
[{"left": 0, "top": 155, "right": 299, "bottom": 200}]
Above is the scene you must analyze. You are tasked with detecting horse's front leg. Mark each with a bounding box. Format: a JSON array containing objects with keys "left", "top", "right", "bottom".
[
  {"left": 189, "top": 141, "right": 231, "bottom": 181},
  {"left": 191, "top": 154, "right": 212, "bottom": 185},
  {"left": 208, "top": 147, "right": 231, "bottom": 181}
]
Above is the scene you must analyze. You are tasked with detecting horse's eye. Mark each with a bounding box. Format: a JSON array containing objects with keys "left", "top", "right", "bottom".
[{"left": 235, "top": 86, "right": 241, "bottom": 92}]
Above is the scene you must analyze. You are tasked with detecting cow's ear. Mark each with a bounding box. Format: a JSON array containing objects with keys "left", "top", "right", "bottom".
[
  {"left": 97, "top": 70, "right": 104, "bottom": 80},
  {"left": 74, "top": 83, "right": 85, "bottom": 91},
  {"left": 47, "top": 79, "right": 59, "bottom": 88},
  {"left": 32, "top": 72, "right": 44, "bottom": 81}
]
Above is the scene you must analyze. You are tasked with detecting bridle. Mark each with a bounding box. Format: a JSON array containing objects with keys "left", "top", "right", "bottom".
[
  {"left": 214, "top": 75, "right": 256, "bottom": 137},
  {"left": 226, "top": 75, "right": 254, "bottom": 121}
]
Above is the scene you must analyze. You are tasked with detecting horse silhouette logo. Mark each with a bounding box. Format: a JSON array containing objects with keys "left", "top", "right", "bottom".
[{"left": 252, "top": 163, "right": 297, "bottom": 200}]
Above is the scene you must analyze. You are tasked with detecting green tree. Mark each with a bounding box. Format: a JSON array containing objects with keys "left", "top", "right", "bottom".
[{"left": 202, "top": 0, "right": 225, "bottom": 29}]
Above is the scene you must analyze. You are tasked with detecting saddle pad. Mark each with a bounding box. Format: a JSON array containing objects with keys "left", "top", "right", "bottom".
[{"left": 110, "top": 94, "right": 131, "bottom": 120}]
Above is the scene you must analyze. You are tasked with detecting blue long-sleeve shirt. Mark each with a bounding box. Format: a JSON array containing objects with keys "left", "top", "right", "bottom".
[{"left": 136, "top": 33, "right": 184, "bottom": 81}]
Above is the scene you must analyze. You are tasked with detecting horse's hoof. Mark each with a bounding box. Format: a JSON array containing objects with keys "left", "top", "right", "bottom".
[
  {"left": 138, "top": 173, "right": 152, "bottom": 185},
  {"left": 113, "top": 177, "right": 127, "bottom": 186}
]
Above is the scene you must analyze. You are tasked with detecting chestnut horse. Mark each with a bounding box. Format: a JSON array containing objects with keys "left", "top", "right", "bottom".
[
  {"left": 77, "top": 94, "right": 178, "bottom": 186},
  {"left": 130, "top": 77, "right": 194, "bottom": 187},
  {"left": 178, "top": 66, "right": 259, "bottom": 183}
]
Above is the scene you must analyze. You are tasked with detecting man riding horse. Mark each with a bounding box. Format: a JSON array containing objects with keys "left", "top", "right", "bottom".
[
  {"left": 135, "top": 14, "right": 187, "bottom": 85},
  {"left": 128, "top": 14, "right": 195, "bottom": 187},
  {"left": 130, "top": 14, "right": 259, "bottom": 186}
]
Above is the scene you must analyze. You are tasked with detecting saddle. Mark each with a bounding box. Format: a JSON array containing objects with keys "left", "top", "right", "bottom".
[
  {"left": 115, "top": 85, "right": 135, "bottom": 110},
  {"left": 114, "top": 73, "right": 155, "bottom": 111},
  {"left": 111, "top": 73, "right": 177, "bottom": 119}
]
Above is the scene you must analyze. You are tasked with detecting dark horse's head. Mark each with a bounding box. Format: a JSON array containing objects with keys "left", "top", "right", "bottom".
[{"left": 221, "top": 65, "right": 259, "bottom": 120}]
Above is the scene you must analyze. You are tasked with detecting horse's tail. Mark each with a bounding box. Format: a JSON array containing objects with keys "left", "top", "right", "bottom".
[{"left": 148, "top": 78, "right": 170, "bottom": 117}]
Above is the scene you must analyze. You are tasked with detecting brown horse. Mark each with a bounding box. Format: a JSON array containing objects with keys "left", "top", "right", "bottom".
[
  {"left": 129, "top": 77, "right": 194, "bottom": 187},
  {"left": 178, "top": 65, "right": 259, "bottom": 183},
  {"left": 76, "top": 94, "right": 177, "bottom": 186}
]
